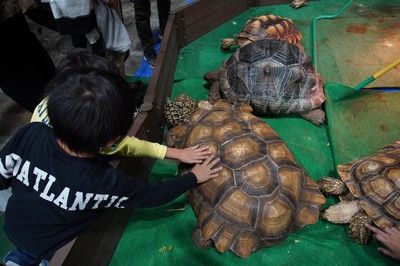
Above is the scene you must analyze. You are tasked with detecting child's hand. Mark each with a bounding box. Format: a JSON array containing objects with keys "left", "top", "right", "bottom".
[
  {"left": 166, "top": 145, "right": 212, "bottom": 164},
  {"left": 191, "top": 155, "right": 223, "bottom": 184},
  {"left": 365, "top": 223, "right": 400, "bottom": 260},
  {"left": 179, "top": 145, "right": 212, "bottom": 164}
]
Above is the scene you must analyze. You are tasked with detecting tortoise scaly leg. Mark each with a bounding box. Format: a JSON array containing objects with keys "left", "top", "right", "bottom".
[
  {"left": 318, "top": 176, "right": 354, "bottom": 201},
  {"left": 203, "top": 70, "right": 222, "bottom": 104},
  {"left": 220, "top": 38, "right": 237, "bottom": 50},
  {"left": 299, "top": 109, "right": 326, "bottom": 126},
  {"left": 348, "top": 211, "right": 373, "bottom": 245},
  {"left": 318, "top": 176, "right": 348, "bottom": 195}
]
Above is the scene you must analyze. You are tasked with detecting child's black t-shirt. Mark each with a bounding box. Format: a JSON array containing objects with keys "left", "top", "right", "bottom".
[{"left": 0, "top": 122, "right": 197, "bottom": 260}]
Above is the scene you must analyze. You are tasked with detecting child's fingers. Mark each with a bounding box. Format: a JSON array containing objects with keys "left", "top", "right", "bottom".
[
  {"left": 198, "top": 145, "right": 210, "bottom": 151},
  {"left": 207, "top": 157, "right": 221, "bottom": 168},
  {"left": 365, "top": 223, "right": 384, "bottom": 235},
  {"left": 211, "top": 166, "right": 223, "bottom": 173},
  {"left": 386, "top": 227, "right": 400, "bottom": 236},
  {"left": 202, "top": 154, "right": 215, "bottom": 164},
  {"left": 191, "top": 145, "right": 209, "bottom": 151},
  {"left": 208, "top": 166, "right": 223, "bottom": 179},
  {"left": 198, "top": 149, "right": 212, "bottom": 157},
  {"left": 375, "top": 233, "right": 389, "bottom": 245}
]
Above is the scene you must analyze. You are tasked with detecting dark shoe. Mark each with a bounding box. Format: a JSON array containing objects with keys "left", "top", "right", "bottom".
[{"left": 143, "top": 52, "right": 157, "bottom": 68}]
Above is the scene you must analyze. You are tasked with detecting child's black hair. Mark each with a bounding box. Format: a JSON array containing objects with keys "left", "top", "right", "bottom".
[
  {"left": 46, "top": 68, "right": 136, "bottom": 155},
  {"left": 55, "top": 52, "right": 120, "bottom": 75}
]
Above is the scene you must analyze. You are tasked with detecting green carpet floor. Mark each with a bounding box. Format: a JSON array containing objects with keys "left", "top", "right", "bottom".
[
  {"left": 1, "top": 0, "right": 399, "bottom": 265},
  {"left": 111, "top": 0, "right": 400, "bottom": 265}
]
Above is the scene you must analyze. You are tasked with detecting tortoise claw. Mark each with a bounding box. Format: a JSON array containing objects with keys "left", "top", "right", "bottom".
[{"left": 192, "top": 227, "right": 212, "bottom": 250}]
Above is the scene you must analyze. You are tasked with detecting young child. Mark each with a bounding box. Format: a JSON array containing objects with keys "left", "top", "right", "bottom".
[
  {"left": 32, "top": 52, "right": 211, "bottom": 164},
  {"left": 0, "top": 52, "right": 211, "bottom": 214},
  {"left": 0, "top": 68, "right": 222, "bottom": 265}
]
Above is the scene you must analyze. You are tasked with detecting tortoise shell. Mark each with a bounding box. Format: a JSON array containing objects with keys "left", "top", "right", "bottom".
[
  {"left": 164, "top": 93, "right": 197, "bottom": 128},
  {"left": 205, "top": 39, "right": 326, "bottom": 125},
  {"left": 221, "top": 14, "right": 302, "bottom": 50},
  {"left": 170, "top": 99, "right": 326, "bottom": 258},
  {"left": 336, "top": 142, "right": 400, "bottom": 230}
]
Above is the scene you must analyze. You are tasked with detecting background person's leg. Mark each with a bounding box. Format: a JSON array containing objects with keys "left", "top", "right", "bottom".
[
  {"left": 156, "top": 0, "right": 170, "bottom": 36},
  {"left": 0, "top": 15, "right": 55, "bottom": 112}
]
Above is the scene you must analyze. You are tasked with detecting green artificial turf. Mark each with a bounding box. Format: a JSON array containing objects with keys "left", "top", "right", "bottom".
[
  {"left": 111, "top": 0, "right": 399, "bottom": 265},
  {"left": 1, "top": 0, "right": 399, "bottom": 265}
]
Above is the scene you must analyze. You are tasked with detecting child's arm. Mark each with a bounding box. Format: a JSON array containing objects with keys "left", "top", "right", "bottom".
[
  {"left": 101, "top": 136, "right": 167, "bottom": 159},
  {"left": 31, "top": 99, "right": 210, "bottom": 163},
  {"left": 101, "top": 136, "right": 211, "bottom": 163}
]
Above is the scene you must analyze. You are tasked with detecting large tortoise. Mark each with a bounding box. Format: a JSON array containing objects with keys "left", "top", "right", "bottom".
[
  {"left": 221, "top": 14, "right": 303, "bottom": 50},
  {"left": 318, "top": 142, "right": 400, "bottom": 244},
  {"left": 204, "top": 38, "right": 326, "bottom": 126},
  {"left": 166, "top": 97, "right": 326, "bottom": 258}
]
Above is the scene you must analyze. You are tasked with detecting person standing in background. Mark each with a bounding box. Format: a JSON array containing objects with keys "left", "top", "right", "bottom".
[
  {"left": 42, "top": 0, "right": 131, "bottom": 76},
  {"left": 132, "top": 0, "right": 171, "bottom": 68},
  {"left": 0, "top": 11, "right": 56, "bottom": 112}
]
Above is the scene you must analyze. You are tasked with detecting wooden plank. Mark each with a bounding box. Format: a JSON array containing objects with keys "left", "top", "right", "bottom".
[
  {"left": 251, "top": 0, "right": 292, "bottom": 6},
  {"left": 62, "top": 208, "right": 133, "bottom": 266},
  {"left": 143, "top": 14, "right": 180, "bottom": 143},
  {"left": 173, "top": 0, "right": 248, "bottom": 46}
]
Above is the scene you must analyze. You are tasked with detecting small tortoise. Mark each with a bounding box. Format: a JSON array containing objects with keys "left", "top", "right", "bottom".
[
  {"left": 221, "top": 14, "right": 303, "bottom": 51},
  {"left": 166, "top": 97, "right": 326, "bottom": 258},
  {"left": 319, "top": 142, "right": 400, "bottom": 245},
  {"left": 164, "top": 93, "right": 197, "bottom": 128},
  {"left": 204, "top": 39, "right": 326, "bottom": 126}
]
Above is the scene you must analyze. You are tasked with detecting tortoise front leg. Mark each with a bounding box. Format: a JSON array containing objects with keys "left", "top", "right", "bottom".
[
  {"left": 348, "top": 211, "right": 373, "bottom": 245},
  {"left": 208, "top": 80, "right": 222, "bottom": 104},
  {"left": 318, "top": 176, "right": 348, "bottom": 195},
  {"left": 221, "top": 38, "right": 237, "bottom": 50},
  {"left": 299, "top": 109, "right": 326, "bottom": 126},
  {"left": 204, "top": 70, "right": 223, "bottom": 104}
]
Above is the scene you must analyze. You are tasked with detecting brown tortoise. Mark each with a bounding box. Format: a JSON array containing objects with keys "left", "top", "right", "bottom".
[
  {"left": 221, "top": 14, "right": 303, "bottom": 51},
  {"left": 165, "top": 97, "right": 326, "bottom": 258},
  {"left": 319, "top": 141, "right": 400, "bottom": 245}
]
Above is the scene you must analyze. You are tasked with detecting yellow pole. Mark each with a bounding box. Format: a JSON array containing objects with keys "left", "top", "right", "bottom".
[
  {"left": 354, "top": 58, "right": 400, "bottom": 90},
  {"left": 372, "top": 58, "right": 400, "bottom": 79}
]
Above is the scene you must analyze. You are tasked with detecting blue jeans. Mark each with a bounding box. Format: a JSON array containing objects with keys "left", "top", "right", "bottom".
[{"left": 3, "top": 248, "right": 49, "bottom": 266}]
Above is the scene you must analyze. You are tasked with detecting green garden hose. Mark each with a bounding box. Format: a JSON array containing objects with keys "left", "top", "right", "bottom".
[{"left": 311, "top": 0, "right": 353, "bottom": 69}]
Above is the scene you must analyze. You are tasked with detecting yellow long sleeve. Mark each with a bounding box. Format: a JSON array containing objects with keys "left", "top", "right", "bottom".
[{"left": 101, "top": 136, "right": 167, "bottom": 159}]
